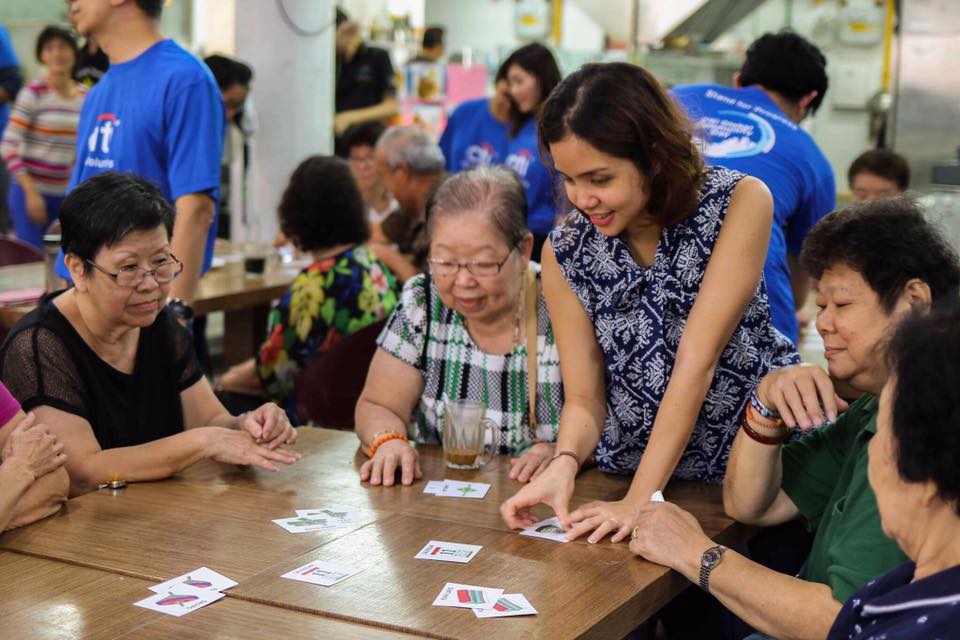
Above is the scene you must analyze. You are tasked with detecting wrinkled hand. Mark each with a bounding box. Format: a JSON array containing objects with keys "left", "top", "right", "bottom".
[
  {"left": 500, "top": 457, "right": 576, "bottom": 530},
  {"left": 566, "top": 498, "right": 649, "bottom": 544},
  {"left": 241, "top": 403, "right": 297, "bottom": 449},
  {"left": 207, "top": 427, "right": 299, "bottom": 471},
  {"left": 509, "top": 442, "right": 554, "bottom": 483},
  {"left": 1, "top": 413, "right": 66, "bottom": 479},
  {"left": 628, "top": 502, "right": 713, "bottom": 577},
  {"left": 360, "top": 438, "right": 422, "bottom": 486},
  {"left": 756, "top": 363, "right": 849, "bottom": 429},
  {"left": 25, "top": 191, "right": 48, "bottom": 226}
]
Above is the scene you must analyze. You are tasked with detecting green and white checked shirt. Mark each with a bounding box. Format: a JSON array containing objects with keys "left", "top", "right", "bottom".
[{"left": 377, "top": 269, "right": 562, "bottom": 455}]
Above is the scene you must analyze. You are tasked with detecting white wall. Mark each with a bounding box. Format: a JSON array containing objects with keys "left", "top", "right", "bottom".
[{"left": 233, "top": 0, "right": 336, "bottom": 242}]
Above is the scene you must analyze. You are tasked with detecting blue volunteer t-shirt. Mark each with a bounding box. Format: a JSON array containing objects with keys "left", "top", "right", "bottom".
[
  {"left": 506, "top": 117, "right": 556, "bottom": 238},
  {"left": 56, "top": 39, "right": 224, "bottom": 279},
  {"left": 672, "top": 84, "right": 836, "bottom": 344},
  {"left": 439, "top": 97, "right": 508, "bottom": 172},
  {"left": 0, "top": 26, "right": 18, "bottom": 135}
]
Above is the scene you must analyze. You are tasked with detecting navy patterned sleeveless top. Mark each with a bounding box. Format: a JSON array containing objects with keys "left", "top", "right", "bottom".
[{"left": 549, "top": 167, "right": 799, "bottom": 483}]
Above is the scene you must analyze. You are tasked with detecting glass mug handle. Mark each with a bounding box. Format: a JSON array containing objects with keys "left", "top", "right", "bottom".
[{"left": 478, "top": 418, "right": 497, "bottom": 468}]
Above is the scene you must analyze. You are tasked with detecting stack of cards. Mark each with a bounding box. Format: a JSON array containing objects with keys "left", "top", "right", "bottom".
[
  {"left": 134, "top": 567, "right": 236, "bottom": 617},
  {"left": 281, "top": 560, "right": 363, "bottom": 587},
  {"left": 433, "top": 583, "right": 537, "bottom": 618},
  {"left": 423, "top": 480, "right": 490, "bottom": 499},
  {"left": 272, "top": 504, "right": 362, "bottom": 533}
]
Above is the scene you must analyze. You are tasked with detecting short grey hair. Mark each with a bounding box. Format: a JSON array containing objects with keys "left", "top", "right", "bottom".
[
  {"left": 426, "top": 165, "right": 530, "bottom": 247},
  {"left": 376, "top": 125, "right": 445, "bottom": 175}
]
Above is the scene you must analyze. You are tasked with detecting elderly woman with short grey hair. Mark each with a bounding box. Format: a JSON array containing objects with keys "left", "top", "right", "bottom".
[{"left": 356, "top": 166, "right": 563, "bottom": 486}]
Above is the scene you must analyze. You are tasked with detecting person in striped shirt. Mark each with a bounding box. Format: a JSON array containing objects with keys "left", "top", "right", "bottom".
[{"left": 1, "top": 26, "right": 85, "bottom": 249}]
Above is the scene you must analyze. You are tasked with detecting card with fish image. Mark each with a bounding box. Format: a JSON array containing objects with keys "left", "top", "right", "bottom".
[
  {"left": 294, "top": 504, "right": 363, "bottom": 526},
  {"left": 473, "top": 593, "right": 538, "bottom": 618},
  {"left": 280, "top": 560, "right": 363, "bottom": 587},
  {"left": 134, "top": 584, "right": 225, "bottom": 617},
  {"left": 149, "top": 567, "right": 238, "bottom": 594},
  {"left": 519, "top": 516, "right": 569, "bottom": 543},
  {"left": 432, "top": 582, "right": 503, "bottom": 610}
]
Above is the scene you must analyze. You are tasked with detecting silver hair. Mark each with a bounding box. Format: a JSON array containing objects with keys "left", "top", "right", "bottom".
[
  {"left": 426, "top": 165, "right": 530, "bottom": 247},
  {"left": 375, "top": 125, "right": 445, "bottom": 175}
]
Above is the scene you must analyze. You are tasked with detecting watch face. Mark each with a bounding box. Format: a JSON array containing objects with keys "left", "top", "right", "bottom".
[{"left": 702, "top": 548, "right": 722, "bottom": 567}]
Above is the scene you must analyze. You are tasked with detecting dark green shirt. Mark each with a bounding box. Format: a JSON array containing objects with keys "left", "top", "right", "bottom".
[{"left": 780, "top": 395, "right": 907, "bottom": 602}]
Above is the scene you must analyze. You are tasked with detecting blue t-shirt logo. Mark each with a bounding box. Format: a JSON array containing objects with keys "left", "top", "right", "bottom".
[
  {"left": 85, "top": 113, "right": 121, "bottom": 168},
  {"left": 505, "top": 148, "right": 534, "bottom": 179},
  {"left": 696, "top": 109, "right": 776, "bottom": 159},
  {"left": 462, "top": 142, "right": 496, "bottom": 169}
]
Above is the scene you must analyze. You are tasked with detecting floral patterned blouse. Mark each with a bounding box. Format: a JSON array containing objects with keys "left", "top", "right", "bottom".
[{"left": 256, "top": 246, "right": 399, "bottom": 422}]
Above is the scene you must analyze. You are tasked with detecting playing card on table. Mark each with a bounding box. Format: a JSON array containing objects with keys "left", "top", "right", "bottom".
[
  {"left": 432, "top": 582, "right": 503, "bottom": 610},
  {"left": 294, "top": 505, "right": 362, "bottom": 526},
  {"left": 423, "top": 480, "right": 444, "bottom": 494},
  {"left": 414, "top": 540, "right": 482, "bottom": 564},
  {"left": 435, "top": 480, "right": 490, "bottom": 499},
  {"left": 519, "top": 516, "right": 569, "bottom": 542},
  {"left": 280, "top": 560, "right": 363, "bottom": 587},
  {"left": 134, "top": 584, "right": 224, "bottom": 617},
  {"left": 274, "top": 514, "right": 351, "bottom": 533},
  {"left": 149, "top": 567, "right": 237, "bottom": 594},
  {"left": 473, "top": 593, "right": 538, "bottom": 618}
]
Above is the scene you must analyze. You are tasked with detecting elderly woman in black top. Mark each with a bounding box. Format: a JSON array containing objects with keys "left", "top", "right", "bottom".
[
  {"left": 827, "top": 306, "right": 960, "bottom": 639},
  {"left": 0, "top": 173, "right": 299, "bottom": 496}
]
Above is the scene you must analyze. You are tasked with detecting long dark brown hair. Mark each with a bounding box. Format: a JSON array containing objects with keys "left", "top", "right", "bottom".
[
  {"left": 539, "top": 62, "right": 704, "bottom": 226},
  {"left": 502, "top": 43, "right": 561, "bottom": 138}
]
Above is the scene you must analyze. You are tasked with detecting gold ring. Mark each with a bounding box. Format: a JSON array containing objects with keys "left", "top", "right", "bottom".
[{"left": 631, "top": 526, "right": 640, "bottom": 540}]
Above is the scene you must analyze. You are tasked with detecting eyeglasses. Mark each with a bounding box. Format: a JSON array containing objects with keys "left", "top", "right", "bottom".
[
  {"left": 86, "top": 255, "right": 184, "bottom": 288},
  {"left": 348, "top": 155, "right": 374, "bottom": 167},
  {"left": 427, "top": 248, "right": 516, "bottom": 278}
]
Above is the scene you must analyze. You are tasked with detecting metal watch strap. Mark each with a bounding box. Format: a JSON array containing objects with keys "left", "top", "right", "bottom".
[{"left": 698, "top": 544, "right": 727, "bottom": 592}]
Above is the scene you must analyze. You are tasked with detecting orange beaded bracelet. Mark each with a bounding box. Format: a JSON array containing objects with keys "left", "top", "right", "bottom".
[{"left": 367, "top": 431, "right": 408, "bottom": 458}]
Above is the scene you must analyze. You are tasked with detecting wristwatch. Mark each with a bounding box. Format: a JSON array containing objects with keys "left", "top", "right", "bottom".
[
  {"left": 167, "top": 297, "right": 195, "bottom": 322},
  {"left": 698, "top": 544, "right": 727, "bottom": 592}
]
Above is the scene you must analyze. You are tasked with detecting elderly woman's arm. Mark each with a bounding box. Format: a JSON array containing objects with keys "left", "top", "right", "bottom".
[
  {"left": 631, "top": 501, "right": 842, "bottom": 640},
  {"left": 0, "top": 412, "right": 69, "bottom": 531},
  {"left": 33, "top": 404, "right": 298, "bottom": 497},
  {"left": 180, "top": 376, "right": 297, "bottom": 450},
  {"left": 355, "top": 348, "right": 425, "bottom": 486}
]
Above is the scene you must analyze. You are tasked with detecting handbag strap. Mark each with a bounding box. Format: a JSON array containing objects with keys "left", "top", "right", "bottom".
[{"left": 524, "top": 264, "right": 538, "bottom": 432}]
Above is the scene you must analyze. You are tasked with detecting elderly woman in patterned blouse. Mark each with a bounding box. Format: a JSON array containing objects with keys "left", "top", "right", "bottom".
[
  {"left": 500, "top": 62, "right": 798, "bottom": 543},
  {"left": 356, "top": 166, "right": 563, "bottom": 486}
]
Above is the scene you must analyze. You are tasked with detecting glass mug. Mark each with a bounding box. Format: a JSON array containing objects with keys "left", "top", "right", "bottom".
[{"left": 442, "top": 400, "right": 496, "bottom": 470}]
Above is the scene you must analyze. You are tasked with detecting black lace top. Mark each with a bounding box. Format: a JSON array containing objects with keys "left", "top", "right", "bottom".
[{"left": 0, "top": 293, "right": 203, "bottom": 450}]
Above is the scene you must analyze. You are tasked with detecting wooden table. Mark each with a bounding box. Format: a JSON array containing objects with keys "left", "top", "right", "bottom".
[
  {"left": 0, "top": 257, "right": 303, "bottom": 365},
  {"left": 1, "top": 428, "right": 751, "bottom": 639}
]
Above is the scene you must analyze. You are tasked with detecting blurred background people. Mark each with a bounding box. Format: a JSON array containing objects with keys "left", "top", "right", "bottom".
[
  {"left": 1, "top": 26, "right": 85, "bottom": 250},
  {"left": 337, "top": 121, "right": 398, "bottom": 241},
  {"left": 334, "top": 9, "right": 398, "bottom": 138},
  {"left": 73, "top": 37, "right": 108, "bottom": 88},
  {"left": 848, "top": 148, "right": 910, "bottom": 204},
  {"left": 411, "top": 26, "right": 444, "bottom": 63},
  {"left": 502, "top": 43, "right": 561, "bottom": 261},
  {"left": 0, "top": 24, "right": 23, "bottom": 235},
  {"left": 217, "top": 156, "right": 399, "bottom": 423},
  {"left": 439, "top": 63, "right": 510, "bottom": 173}
]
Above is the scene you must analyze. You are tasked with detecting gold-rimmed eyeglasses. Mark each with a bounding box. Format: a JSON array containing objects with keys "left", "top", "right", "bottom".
[{"left": 85, "top": 254, "right": 184, "bottom": 288}]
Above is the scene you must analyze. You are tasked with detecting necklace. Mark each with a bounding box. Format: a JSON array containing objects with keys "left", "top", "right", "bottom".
[{"left": 512, "top": 273, "right": 524, "bottom": 350}]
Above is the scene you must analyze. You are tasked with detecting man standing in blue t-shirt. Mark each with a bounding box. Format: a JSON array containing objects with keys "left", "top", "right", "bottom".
[
  {"left": 673, "top": 32, "right": 835, "bottom": 345},
  {"left": 63, "top": 0, "right": 224, "bottom": 321}
]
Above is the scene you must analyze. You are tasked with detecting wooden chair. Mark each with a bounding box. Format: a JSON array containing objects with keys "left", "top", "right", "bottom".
[
  {"left": 0, "top": 237, "right": 43, "bottom": 267},
  {"left": 294, "top": 319, "right": 386, "bottom": 429}
]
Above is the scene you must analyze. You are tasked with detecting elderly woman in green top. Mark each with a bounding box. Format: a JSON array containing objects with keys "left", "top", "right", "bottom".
[
  {"left": 356, "top": 166, "right": 563, "bottom": 486},
  {"left": 627, "top": 198, "right": 960, "bottom": 640}
]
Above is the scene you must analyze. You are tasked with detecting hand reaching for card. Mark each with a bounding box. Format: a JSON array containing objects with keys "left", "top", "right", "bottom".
[
  {"left": 509, "top": 442, "right": 554, "bottom": 483},
  {"left": 565, "top": 498, "right": 647, "bottom": 544},
  {"left": 359, "top": 438, "right": 422, "bottom": 486},
  {"left": 500, "top": 456, "right": 576, "bottom": 530}
]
